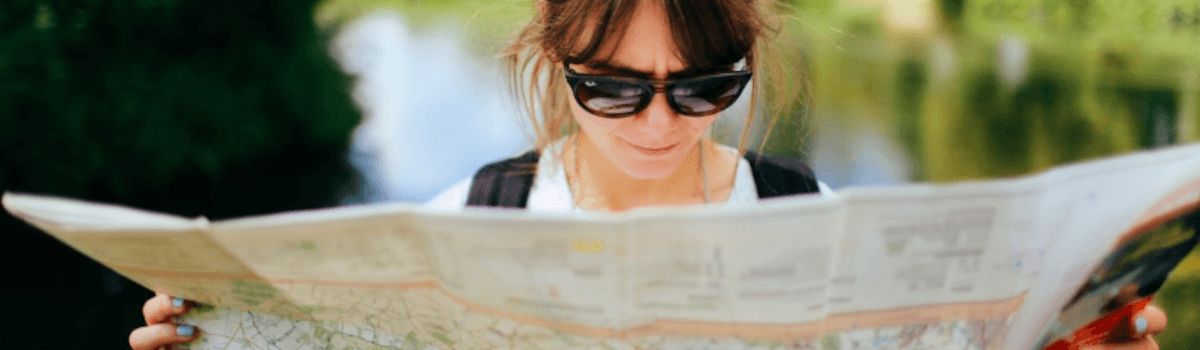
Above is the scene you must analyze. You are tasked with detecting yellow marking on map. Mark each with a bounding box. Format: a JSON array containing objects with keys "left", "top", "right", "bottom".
[{"left": 573, "top": 239, "right": 604, "bottom": 253}]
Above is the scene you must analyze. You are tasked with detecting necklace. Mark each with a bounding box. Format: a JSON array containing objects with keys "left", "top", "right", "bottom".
[{"left": 569, "top": 134, "right": 710, "bottom": 210}]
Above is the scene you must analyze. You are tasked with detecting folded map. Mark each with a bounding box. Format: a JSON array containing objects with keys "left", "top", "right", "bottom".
[{"left": 6, "top": 143, "right": 1200, "bottom": 350}]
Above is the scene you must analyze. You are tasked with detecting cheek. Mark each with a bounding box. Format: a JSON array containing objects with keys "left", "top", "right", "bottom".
[
  {"left": 570, "top": 102, "right": 621, "bottom": 138},
  {"left": 683, "top": 115, "right": 718, "bottom": 135},
  {"left": 571, "top": 102, "right": 628, "bottom": 156}
]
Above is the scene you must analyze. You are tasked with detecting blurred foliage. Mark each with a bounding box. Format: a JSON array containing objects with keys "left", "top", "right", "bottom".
[
  {"left": 1158, "top": 247, "right": 1200, "bottom": 347},
  {"left": 1, "top": 0, "right": 358, "bottom": 349},
  {"left": 1, "top": 1, "right": 359, "bottom": 216},
  {"left": 315, "top": 0, "right": 533, "bottom": 56},
  {"left": 794, "top": 0, "right": 1199, "bottom": 180}
]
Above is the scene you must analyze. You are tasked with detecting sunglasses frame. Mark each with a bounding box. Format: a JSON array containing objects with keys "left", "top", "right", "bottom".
[{"left": 563, "top": 63, "right": 753, "bottom": 118}]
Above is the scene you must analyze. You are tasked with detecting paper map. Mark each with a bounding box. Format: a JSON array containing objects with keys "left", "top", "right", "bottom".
[{"left": 6, "top": 143, "right": 1200, "bottom": 350}]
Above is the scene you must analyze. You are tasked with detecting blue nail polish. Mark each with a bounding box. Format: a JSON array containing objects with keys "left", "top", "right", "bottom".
[
  {"left": 172, "top": 297, "right": 185, "bottom": 308},
  {"left": 177, "top": 325, "right": 195, "bottom": 337},
  {"left": 1135, "top": 316, "right": 1148, "bottom": 334}
]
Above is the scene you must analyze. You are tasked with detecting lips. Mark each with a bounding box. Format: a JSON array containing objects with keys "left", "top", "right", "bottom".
[{"left": 628, "top": 142, "right": 677, "bottom": 156}]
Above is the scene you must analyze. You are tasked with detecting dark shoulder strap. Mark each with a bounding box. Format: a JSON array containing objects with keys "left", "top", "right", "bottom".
[
  {"left": 744, "top": 150, "right": 820, "bottom": 199},
  {"left": 466, "top": 150, "right": 540, "bottom": 208},
  {"left": 466, "top": 149, "right": 817, "bottom": 207}
]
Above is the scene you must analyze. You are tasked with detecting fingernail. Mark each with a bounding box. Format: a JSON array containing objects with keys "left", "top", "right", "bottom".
[
  {"left": 177, "top": 324, "right": 195, "bottom": 337},
  {"left": 172, "top": 297, "right": 185, "bottom": 309},
  {"left": 1134, "top": 316, "right": 1148, "bottom": 334}
]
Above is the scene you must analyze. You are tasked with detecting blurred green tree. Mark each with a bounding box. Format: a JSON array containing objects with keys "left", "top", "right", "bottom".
[{"left": 0, "top": 0, "right": 359, "bottom": 348}]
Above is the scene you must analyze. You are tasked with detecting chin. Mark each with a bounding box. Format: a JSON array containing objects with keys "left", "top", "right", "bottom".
[{"left": 616, "top": 159, "right": 686, "bottom": 180}]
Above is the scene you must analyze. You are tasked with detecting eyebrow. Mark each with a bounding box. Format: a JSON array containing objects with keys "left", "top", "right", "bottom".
[{"left": 580, "top": 61, "right": 732, "bottom": 80}]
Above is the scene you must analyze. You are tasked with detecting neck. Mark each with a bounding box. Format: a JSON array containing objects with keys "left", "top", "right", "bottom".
[{"left": 566, "top": 133, "right": 736, "bottom": 212}]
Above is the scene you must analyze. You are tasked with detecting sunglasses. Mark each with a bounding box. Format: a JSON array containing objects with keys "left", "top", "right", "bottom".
[{"left": 563, "top": 64, "right": 753, "bottom": 118}]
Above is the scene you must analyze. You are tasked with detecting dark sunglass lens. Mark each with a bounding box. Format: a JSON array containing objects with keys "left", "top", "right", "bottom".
[
  {"left": 575, "top": 80, "right": 648, "bottom": 116},
  {"left": 671, "top": 76, "right": 746, "bottom": 115}
]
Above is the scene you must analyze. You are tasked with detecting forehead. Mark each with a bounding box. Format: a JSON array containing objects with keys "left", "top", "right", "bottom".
[
  {"left": 550, "top": 0, "right": 757, "bottom": 77},
  {"left": 576, "top": 1, "right": 688, "bottom": 76}
]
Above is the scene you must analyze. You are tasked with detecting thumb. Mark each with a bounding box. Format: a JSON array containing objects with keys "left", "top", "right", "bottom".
[
  {"left": 1130, "top": 305, "right": 1168, "bottom": 338},
  {"left": 129, "top": 323, "right": 200, "bottom": 350}
]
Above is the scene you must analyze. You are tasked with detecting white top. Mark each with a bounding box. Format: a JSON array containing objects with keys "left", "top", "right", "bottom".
[{"left": 425, "top": 140, "right": 831, "bottom": 212}]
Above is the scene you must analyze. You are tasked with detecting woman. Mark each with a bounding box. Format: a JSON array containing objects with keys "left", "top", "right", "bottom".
[{"left": 130, "top": 0, "right": 1167, "bottom": 349}]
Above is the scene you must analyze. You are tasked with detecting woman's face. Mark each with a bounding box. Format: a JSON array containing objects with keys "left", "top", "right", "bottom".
[{"left": 566, "top": 1, "right": 721, "bottom": 180}]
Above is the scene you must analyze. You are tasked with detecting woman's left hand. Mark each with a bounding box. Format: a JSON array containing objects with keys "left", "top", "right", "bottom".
[{"left": 1085, "top": 305, "right": 1167, "bottom": 350}]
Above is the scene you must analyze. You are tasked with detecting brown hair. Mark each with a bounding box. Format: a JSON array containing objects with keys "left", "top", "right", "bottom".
[{"left": 501, "top": 0, "right": 806, "bottom": 155}]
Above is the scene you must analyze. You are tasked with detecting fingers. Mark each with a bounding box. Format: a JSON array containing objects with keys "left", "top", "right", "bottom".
[
  {"left": 128, "top": 323, "right": 200, "bottom": 350},
  {"left": 1082, "top": 305, "right": 1168, "bottom": 350},
  {"left": 1127, "top": 305, "right": 1168, "bottom": 340},
  {"left": 1081, "top": 336, "right": 1159, "bottom": 350},
  {"left": 143, "top": 293, "right": 191, "bottom": 325}
]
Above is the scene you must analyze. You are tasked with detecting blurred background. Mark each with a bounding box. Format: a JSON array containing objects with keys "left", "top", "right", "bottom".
[{"left": 1, "top": 0, "right": 1197, "bottom": 348}]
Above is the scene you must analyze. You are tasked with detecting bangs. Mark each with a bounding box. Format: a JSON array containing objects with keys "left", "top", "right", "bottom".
[
  {"left": 542, "top": 0, "right": 762, "bottom": 71},
  {"left": 662, "top": 0, "right": 761, "bottom": 70}
]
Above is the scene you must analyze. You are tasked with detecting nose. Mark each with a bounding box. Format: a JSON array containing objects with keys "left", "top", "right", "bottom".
[{"left": 633, "top": 93, "right": 676, "bottom": 139}]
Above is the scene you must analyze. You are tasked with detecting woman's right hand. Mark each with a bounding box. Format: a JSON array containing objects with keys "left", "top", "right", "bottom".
[{"left": 129, "top": 293, "right": 201, "bottom": 350}]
